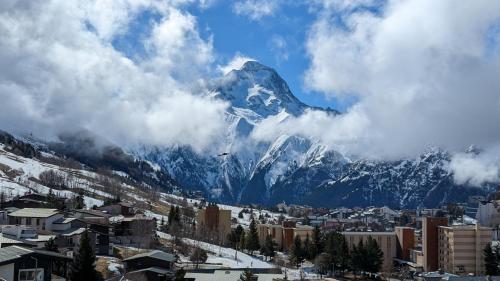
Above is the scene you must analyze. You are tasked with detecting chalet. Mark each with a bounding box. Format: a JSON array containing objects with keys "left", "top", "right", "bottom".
[
  {"left": 123, "top": 250, "right": 175, "bottom": 272},
  {"left": 112, "top": 215, "right": 156, "bottom": 247},
  {"left": 86, "top": 222, "right": 112, "bottom": 255},
  {"left": 0, "top": 234, "right": 33, "bottom": 248},
  {"left": 49, "top": 217, "right": 112, "bottom": 255},
  {"left": 0, "top": 246, "right": 71, "bottom": 281},
  {"left": 114, "top": 267, "right": 173, "bottom": 281},
  {"left": 7, "top": 209, "right": 63, "bottom": 231},
  {"left": 185, "top": 269, "right": 284, "bottom": 281},
  {"left": 1, "top": 194, "right": 64, "bottom": 210},
  {"left": 111, "top": 251, "right": 176, "bottom": 281},
  {"left": 71, "top": 209, "right": 110, "bottom": 225},
  {"left": 98, "top": 202, "right": 135, "bottom": 217},
  {"left": 23, "top": 234, "right": 56, "bottom": 249},
  {"left": 56, "top": 227, "right": 96, "bottom": 256}
]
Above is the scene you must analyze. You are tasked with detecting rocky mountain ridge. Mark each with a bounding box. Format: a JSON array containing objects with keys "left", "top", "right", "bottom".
[{"left": 136, "top": 61, "right": 491, "bottom": 208}]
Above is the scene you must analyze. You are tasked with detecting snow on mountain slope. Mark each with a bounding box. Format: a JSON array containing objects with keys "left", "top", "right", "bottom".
[
  {"left": 210, "top": 61, "right": 310, "bottom": 118},
  {"left": 136, "top": 61, "right": 490, "bottom": 208},
  {"left": 0, "top": 131, "right": 177, "bottom": 213},
  {"left": 0, "top": 142, "right": 107, "bottom": 206}
]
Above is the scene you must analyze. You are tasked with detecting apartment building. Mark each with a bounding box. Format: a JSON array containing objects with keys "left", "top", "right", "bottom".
[
  {"left": 438, "top": 224, "right": 492, "bottom": 276},
  {"left": 395, "top": 226, "right": 415, "bottom": 260},
  {"left": 257, "top": 221, "right": 313, "bottom": 251},
  {"left": 422, "top": 216, "right": 448, "bottom": 272},
  {"left": 343, "top": 232, "right": 397, "bottom": 272},
  {"left": 196, "top": 204, "right": 231, "bottom": 243}
]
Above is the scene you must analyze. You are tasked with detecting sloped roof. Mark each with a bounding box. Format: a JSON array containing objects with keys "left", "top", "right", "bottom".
[
  {"left": 128, "top": 267, "right": 173, "bottom": 275},
  {"left": 0, "top": 234, "right": 27, "bottom": 245},
  {"left": 123, "top": 250, "right": 175, "bottom": 263},
  {"left": 53, "top": 217, "right": 77, "bottom": 224},
  {"left": 59, "top": 227, "right": 86, "bottom": 237},
  {"left": 0, "top": 246, "right": 71, "bottom": 265},
  {"left": 8, "top": 208, "right": 59, "bottom": 218}
]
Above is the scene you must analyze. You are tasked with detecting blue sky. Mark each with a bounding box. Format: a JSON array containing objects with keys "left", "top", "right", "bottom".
[
  {"left": 191, "top": 2, "right": 353, "bottom": 110},
  {"left": 111, "top": 1, "right": 355, "bottom": 112}
]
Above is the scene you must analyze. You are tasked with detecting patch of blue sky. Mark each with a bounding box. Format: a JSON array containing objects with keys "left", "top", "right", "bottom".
[
  {"left": 111, "top": 9, "right": 163, "bottom": 62},
  {"left": 485, "top": 21, "right": 500, "bottom": 59}
]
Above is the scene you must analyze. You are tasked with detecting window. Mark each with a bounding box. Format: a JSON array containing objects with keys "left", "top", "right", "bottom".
[
  {"left": 19, "top": 269, "right": 43, "bottom": 281},
  {"left": 26, "top": 218, "right": 32, "bottom": 225},
  {"left": 36, "top": 219, "right": 40, "bottom": 226}
]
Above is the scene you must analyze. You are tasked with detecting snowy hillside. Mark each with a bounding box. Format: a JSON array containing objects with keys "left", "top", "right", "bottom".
[{"left": 0, "top": 131, "right": 175, "bottom": 214}]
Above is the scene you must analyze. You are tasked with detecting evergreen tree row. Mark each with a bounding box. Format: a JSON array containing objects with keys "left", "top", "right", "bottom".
[
  {"left": 307, "top": 228, "right": 384, "bottom": 277},
  {"left": 484, "top": 243, "right": 500, "bottom": 275}
]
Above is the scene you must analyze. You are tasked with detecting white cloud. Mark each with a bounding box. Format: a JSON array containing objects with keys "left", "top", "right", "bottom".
[
  {"left": 295, "top": 0, "right": 500, "bottom": 161},
  {"left": 218, "top": 54, "right": 256, "bottom": 75},
  {"left": 449, "top": 149, "right": 500, "bottom": 186},
  {"left": 269, "top": 35, "right": 289, "bottom": 63},
  {"left": 0, "top": 0, "right": 227, "bottom": 151},
  {"left": 233, "top": 0, "right": 279, "bottom": 21}
]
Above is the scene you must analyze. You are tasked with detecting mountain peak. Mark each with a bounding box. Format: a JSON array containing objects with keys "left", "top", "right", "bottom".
[
  {"left": 239, "top": 60, "right": 276, "bottom": 73},
  {"left": 213, "top": 61, "right": 308, "bottom": 118}
]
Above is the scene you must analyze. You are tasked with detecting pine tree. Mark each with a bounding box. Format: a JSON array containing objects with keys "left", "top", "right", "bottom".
[
  {"left": 235, "top": 225, "right": 244, "bottom": 240},
  {"left": 336, "top": 235, "right": 350, "bottom": 274},
  {"left": 69, "top": 230, "right": 98, "bottom": 281},
  {"left": 174, "top": 206, "right": 181, "bottom": 222},
  {"left": 484, "top": 243, "right": 499, "bottom": 276},
  {"left": 190, "top": 248, "right": 208, "bottom": 269},
  {"left": 168, "top": 205, "right": 176, "bottom": 225},
  {"left": 324, "top": 232, "right": 339, "bottom": 264},
  {"left": 44, "top": 237, "right": 58, "bottom": 252},
  {"left": 246, "top": 219, "right": 260, "bottom": 255},
  {"left": 350, "top": 239, "right": 367, "bottom": 276},
  {"left": 290, "top": 235, "right": 304, "bottom": 267},
  {"left": 310, "top": 225, "right": 323, "bottom": 259},
  {"left": 239, "top": 232, "right": 246, "bottom": 252},
  {"left": 239, "top": 268, "right": 255, "bottom": 281},
  {"left": 74, "top": 192, "right": 85, "bottom": 210},
  {"left": 228, "top": 225, "right": 244, "bottom": 249},
  {"left": 260, "top": 235, "right": 276, "bottom": 261},
  {"left": 160, "top": 216, "right": 166, "bottom": 231},
  {"left": 366, "top": 236, "right": 383, "bottom": 273},
  {"left": 303, "top": 233, "right": 312, "bottom": 260},
  {"left": 175, "top": 267, "right": 186, "bottom": 281},
  {"left": 314, "top": 253, "right": 332, "bottom": 278}
]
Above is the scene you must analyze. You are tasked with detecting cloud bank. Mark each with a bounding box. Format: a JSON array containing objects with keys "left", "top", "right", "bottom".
[
  {"left": 0, "top": 0, "right": 227, "bottom": 151},
  {"left": 253, "top": 0, "right": 500, "bottom": 158},
  {"left": 449, "top": 148, "right": 500, "bottom": 186}
]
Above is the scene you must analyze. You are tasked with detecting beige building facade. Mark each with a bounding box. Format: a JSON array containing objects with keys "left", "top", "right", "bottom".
[
  {"left": 343, "top": 232, "right": 397, "bottom": 272},
  {"left": 438, "top": 224, "right": 492, "bottom": 276},
  {"left": 257, "top": 221, "right": 313, "bottom": 251},
  {"left": 196, "top": 204, "right": 231, "bottom": 244}
]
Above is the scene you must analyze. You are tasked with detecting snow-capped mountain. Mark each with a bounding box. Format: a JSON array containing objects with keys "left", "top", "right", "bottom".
[{"left": 136, "top": 61, "right": 491, "bottom": 209}]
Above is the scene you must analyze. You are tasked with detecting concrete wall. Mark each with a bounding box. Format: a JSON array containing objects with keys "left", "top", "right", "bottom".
[
  {"left": 422, "top": 217, "right": 448, "bottom": 272},
  {"left": 438, "top": 225, "right": 492, "bottom": 276},
  {"left": 0, "top": 263, "right": 14, "bottom": 281},
  {"left": 343, "top": 232, "right": 397, "bottom": 272},
  {"left": 395, "top": 227, "right": 415, "bottom": 260}
]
